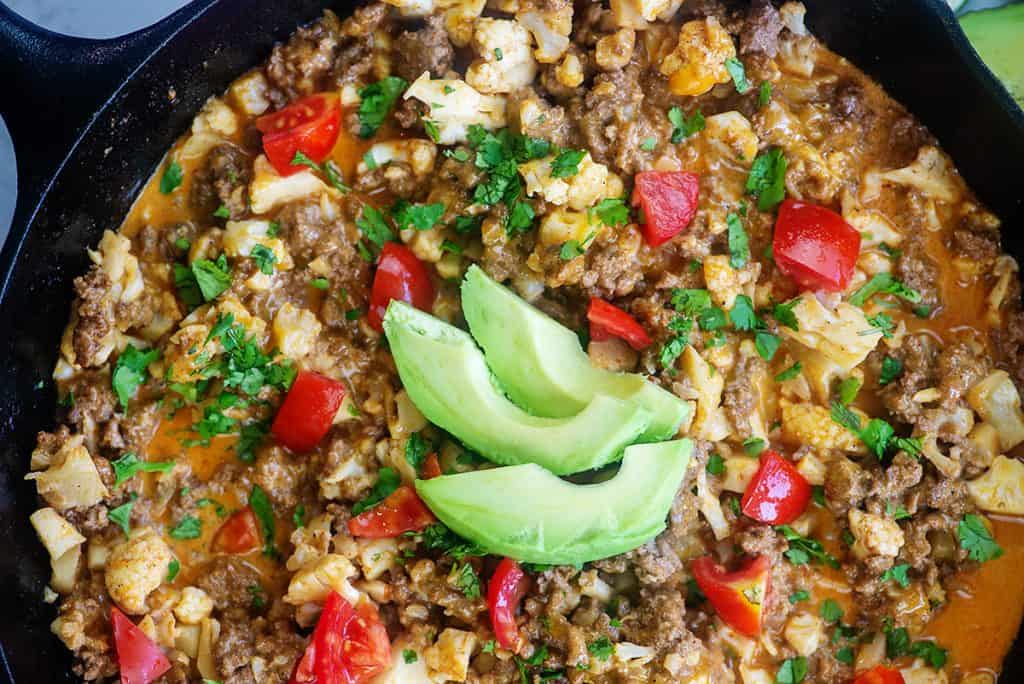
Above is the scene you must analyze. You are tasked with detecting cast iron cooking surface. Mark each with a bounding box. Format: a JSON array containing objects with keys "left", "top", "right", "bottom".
[{"left": 0, "top": 1, "right": 1021, "bottom": 681}]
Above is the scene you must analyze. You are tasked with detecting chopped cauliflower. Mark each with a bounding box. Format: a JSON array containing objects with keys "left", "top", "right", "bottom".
[
  {"left": 537, "top": 208, "right": 594, "bottom": 247},
  {"left": 441, "top": 0, "right": 487, "bottom": 47},
  {"left": 555, "top": 52, "right": 585, "bottom": 88},
  {"left": 703, "top": 255, "right": 758, "bottom": 310},
  {"left": 375, "top": 639, "right": 431, "bottom": 683},
  {"left": 967, "top": 455, "right": 1024, "bottom": 515},
  {"left": 681, "top": 346, "right": 731, "bottom": 442},
  {"left": 782, "top": 296, "right": 882, "bottom": 371},
  {"left": 704, "top": 111, "right": 760, "bottom": 164},
  {"left": 228, "top": 70, "right": 271, "bottom": 117},
  {"left": 174, "top": 587, "right": 214, "bottom": 625},
  {"left": 784, "top": 613, "right": 824, "bottom": 657},
  {"left": 862, "top": 146, "right": 961, "bottom": 204},
  {"left": 519, "top": 152, "right": 611, "bottom": 211},
  {"left": 180, "top": 97, "right": 240, "bottom": 160},
  {"left": 609, "top": 0, "right": 677, "bottom": 27},
  {"left": 780, "top": 401, "right": 866, "bottom": 454},
  {"left": 424, "top": 628, "right": 478, "bottom": 682},
  {"left": 357, "top": 538, "right": 399, "bottom": 581},
  {"left": 968, "top": 370, "right": 1024, "bottom": 451},
  {"left": 659, "top": 17, "right": 736, "bottom": 96},
  {"left": 223, "top": 219, "right": 293, "bottom": 270},
  {"left": 517, "top": 7, "right": 572, "bottom": 63},
  {"left": 250, "top": 154, "right": 330, "bottom": 215},
  {"left": 404, "top": 73, "right": 507, "bottom": 145},
  {"left": 848, "top": 508, "right": 904, "bottom": 559},
  {"left": 380, "top": 0, "right": 435, "bottom": 16},
  {"left": 595, "top": 28, "right": 636, "bottom": 71},
  {"left": 721, "top": 456, "right": 759, "bottom": 493},
  {"left": 88, "top": 230, "right": 144, "bottom": 304},
  {"left": 465, "top": 18, "right": 537, "bottom": 94},
  {"left": 30, "top": 508, "right": 86, "bottom": 562},
  {"left": 272, "top": 303, "right": 322, "bottom": 360},
  {"left": 105, "top": 530, "right": 174, "bottom": 615},
  {"left": 284, "top": 554, "right": 362, "bottom": 606},
  {"left": 26, "top": 435, "right": 109, "bottom": 511},
  {"left": 357, "top": 138, "right": 437, "bottom": 178}
]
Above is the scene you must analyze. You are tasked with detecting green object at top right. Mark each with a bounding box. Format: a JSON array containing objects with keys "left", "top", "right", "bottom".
[{"left": 959, "top": 2, "right": 1024, "bottom": 105}]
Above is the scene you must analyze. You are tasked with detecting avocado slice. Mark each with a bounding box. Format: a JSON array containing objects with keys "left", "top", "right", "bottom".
[
  {"left": 383, "top": 301, "right": 651, "bottom": 475},
  {"left": 961, "top": 4, "right": 1024, "bottom": 105},
  {"left": 416, "top": 439, "right": 693, "bottom": 565},
  {"left": 460, "top": 265, "right": 690, "bottom": 440}
]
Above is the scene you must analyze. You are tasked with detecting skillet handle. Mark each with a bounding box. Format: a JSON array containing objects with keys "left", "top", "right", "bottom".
[{"left": 0, "top": 1, "right": 216, "bottom": 236}]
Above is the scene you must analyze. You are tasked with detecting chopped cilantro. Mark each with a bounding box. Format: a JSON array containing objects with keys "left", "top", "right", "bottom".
[
  {"left": 550, "top": 149, "right": 586, "bottom": 178},
  {"left": 758, "top": 81, "right": 772, "bottom": 107},
  {"left": 111, "top": 452, "right": 175, "bottom": 487},
  {"left": 789, "top": 590, "right": 809, "bottom": 604},
  {"left": 819, "top": 599, "right": 843, "bottom": 623},
  {"left": 108, "top": 496, "right": 136, "bottom": 536},
  {"left": 706, "top": 453, "right": 725, "bottom": 476},
  {"left": 356, "top": 205, "right": 395, "bottom": 248},
  {"left": 777, "top": 525, "right": 839, "bottom": 568},
  {"left": 192, "top": 254, "right": 232, "bottom": 302},
  {"left": 671, "top": 289, "right": 712, "bottom": 315},
  {"left": 196, "top": 498, "right": 226, "bottom": 517},
  {"left": 772, "top": 298, "right": 800, "bottom": 330},
  {"left": 640, "top": 137, "right": 657, "bottom": 151},
  {"left": 174, "top": 263, "right": 203, "bottom": 310},
  {"left": 405, "top": 432, "right": 429, "bottom": 472},
  {"left": 775, "top": 656, "right": 807, "bottom": 684},
  {"left": 237, "top": 420, "right": 269, "bottom": 463},
  {"left": 560, "top": 239, "right": 586, "bottom": 261},
  {"left": 452, "top": 562, "right": 481, "bottom": 599},
  {"left": 168, "top": 516, "right": 202, "bottom": 540},
  {"left": 403, "top": 650, "right": 418, "bottom": 664},
  {"left": 213, "top": 205, "right": 230, "bottom": 219},
  {"left": 454, "top": 215, "right": 483, "bottom": 234},
  {"left": 829, "top": 402, "right": 921, "bottom": 461},
  {"left": 166, "top": 559, "right": 180, "bottom": 582},
  {"left": 958, "top": 513, "right": 1003, "bottom": 562},
  {"left": 588, "top": 637, "right": 613, "bottom": 662},
  {"left": 862, "top": 312, "right": 895, "bottom": 339},
  {"left": 482, "top": 640, "right": 497, "bottom": 654},
  {"left": 362, "top": 151, "right": 378, "bottom": 170},
  {"left": 250, "top": 244, "right": 276, "bottom": 275},
  {"left": 357, "top": 77, "right": 408, "bottom": 138},
  {"left": 292, "top": 504, "right": 306, "bottom": 528},
  {"left": 392, "top": 201, "right": 446, "bottom": 232},
  {"left": 505, "top": 200, "right": 536, "bottom": 237},
  {"left": 660, "top": 316, "right": 693, "bottom": 369},
  {"left": 441, "top": 239, "right": 462, "bottom": 255},
  {"left": 422, "top": 118, "right": 441, "bottom": 142},
  {"left": 418, "top": 523, "right": 485, "bottom": 560},
  {"left": 729, "top": 295, "right": 759, "bottom": 331},
  {"left": 881, "top": 563, "right": 912, "bottom": 588},
  {"left": 812, "top": 485, "right": 826, "bottom": 507},
  {"left": 910, "top": 640, "right": 948, "bottom": 669},
  {"left": 593, "top": 197, "right": 630, "bottom": 227},
  {"left": 775, "top": 362, "right": 802, "bottom": 382},
  {"left": 836, "top": 376, "right": 862, "bottom": 406},
  {"left": 352, "top": 468, "right": 401, "bottom": 515},
  {"left": 848, "top": 272, "right": 922, "bottom": 307},
  {"left": 836, "top": 647, "right": 854, "bottom": 665},
  {"left": 697, "top": 306, "right": 728, "bottom": 331},
  {"left": 494, "top": 47, "right": 503, "bottom": 61},
  {"left": 249, "top": 485, "right": 277, "bottom": 556},
  {"left": 248, "top": 584, "right": 267, "bottom": 610},
  {"left": 112, "top": 345, "right": 160, "bottom": 409},
  {"left": 310, "top": 277, "right": 329, "bottom": 290},
  {"left": 668, "top": 107, "right": 705, "bottom": 143},
  {"left": 743, "top": 437, "right": 766, "bottom": 456},
  {"left": 746, "top": 148, "right": 787, "bottom": 212},
  {"left": 727, "top": 212, "right": 750, "bottom": 269},
  {"left": 725, "top": 57, "right": 751, "bottom": 93},
  {"left": 160, "top": 159, "right": 183, "bottom": 194},
  {"left": 879, "top": 356, "right": 904, "bottom": 386}
]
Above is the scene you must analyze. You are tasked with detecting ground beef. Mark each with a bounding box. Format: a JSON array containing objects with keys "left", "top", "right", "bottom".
[
  {"left": 65, "top": 369, "right": 118, "bottom": 433},
  {"left": 266, "top": 12, "right": 342, "bottom": 104},
  {"left": 190, "top": 143, "right": 251, "bottom": 219},
  {"left": 216, "top": 609, "right": 258, "bottom": 682},
  {"left": 274, "top": 198, "right": 342, "bottom": 263},
  {"left": 735, "top": 523, "right": 795, "bottom": 633},
  {"left": 625, "top": 589, "right": 709, "bottom": 680},
  {"left": 878, "top": 333, "right": 939, "bottom": 424},
  {"left": 740, "top": 0, "right": 784, "bottom": 56},
  {"left": 829, "top": 79, "right": 873, "bottom": 126},
  {"left": 332, "top": 4, "right": 389, "bottom": 87},
  {"left": 197, "top": 557, "right": 263, "bottom": 611},
  {"left": 572, "top": 64, "right": 650, "bottom": 176},
  {"left": 353, "top": 161, "right": 423, "bottom": 198},
  {"left": 253, "top": 445, "right": 313, "bottom": 509},
  {"left": 936, "top": 338, "right": 990, "bottom": 410},
  {"left": 391, "top": 15, "right": 454, "bottom": 83},
  {"left": 824, "top": 456, "right": 872, "bottom": 513},
  {"left": 579, "top": 227, "right": 646, "bottom": 299},
  {"left": 722, "top": 355, "right": 767, "bottom": 440},
  {"left": 55, "top": 574, "right": 117, "bottom": 681},
  {"left": 72, "top": 269, "right": 115, "bottom": 369}
]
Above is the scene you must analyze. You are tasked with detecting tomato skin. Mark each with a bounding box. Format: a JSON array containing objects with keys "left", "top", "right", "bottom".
[
  {"left": 773, "top": 199, "right": 861, "bottom": 292},
  {"left": 740, "top": 450, "right": 812, "bottom": 525},
  {"left": 421, "top": 452, "right": 442, "bottom": 479},
  {"left": 110, "top": 607, "right": 171, "bottom": 684},
  {"left": 488, "top": 558, "right": 530, "bottom": 652},
  {"left": 587, "top": 298, "right": 652, "bottom": 351},
  {"left": 853, "top": 666, "right": 906, "bottom": 684},
  {"left": 272, "top": 371, "right": 347, "bottom": 453},
  {"left": 289, "top": 592, "right": 391, "bottom": 684},
  {"left": 367, "top": 242, "right": 436, "bottom": 332},
  {"left": 631, "top": 171, "right": 700, "bottom": 247},
  {"left": 212, "top": 507, "right": 261, "bottom": 554},
  {"left": 256, "top": 93, "right": 342, "bottom": 176},
  {"left": 691, "top": 555, "right": 770, "bottom": 637},
  {"left": 348, "top": 485, "right": 436, "bottom": 538}
]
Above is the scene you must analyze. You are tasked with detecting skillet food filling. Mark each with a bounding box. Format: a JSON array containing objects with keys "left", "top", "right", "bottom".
[{"left": 29, "top": 1, "right": 1024, "bottom": 682}]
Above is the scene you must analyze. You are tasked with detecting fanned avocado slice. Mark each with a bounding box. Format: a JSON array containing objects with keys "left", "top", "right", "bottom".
[
  {"left": 460, "top": 265, "right": 690, "bottom": 440},
  {"left": 961, "top": 4, "right": 1024, "bottom": 106},
  {"left": 415, "top": 439, "right": 693, "bottom": 565},
  {"left": 383, "top": 301, "right": 651, "bottom": 475}
]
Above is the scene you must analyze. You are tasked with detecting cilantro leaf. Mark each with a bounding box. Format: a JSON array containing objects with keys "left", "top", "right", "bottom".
[
  {"left": 958, "top": 513, "right": 1003, "bottom": 562},
  {"left": 588, "top": 637, "right": 614, "bottom": 662},
  {"left": 192, "top": 254, "right": 232, "bottom": 301},
  {"left": 505, "top": 200, "right": 535, "bottom": 237},
  {"left": 758, "top": 81, "right": 772, "bottom": 107},
  {"left": 594, "top": 198, "right": 629, "bottom": 227},
  {"left": 250, "top": 244, "right": 276, "bottom": 275},
  {"left": 775, "top": 362, "right": 802, "bottom": 382},
  {"left": 671, "top": 289, "right": 712, "bottom": 315},
  {"left": 698, "top": 306, "right": 728, "bottom": 331},
  {"left": 729, "top": 295, "right": 758, "bottom": 331},
  {"left": 168, "top": 515, "right": 202, "bottom": 540},
  {"left": 777, "top": 525, "right": 839, "bottom": 568},
  {"left": 403, "top": 650, "right": 418, "bottom": 664},
  {"left": 392, "top": 201, "right": 446, "bottom": 232},
  {"left": 668, "top": 107, "right": 705, "bottom": 143},
  {"left": 112, "top": 345, "right": 160, "bottom": 409},
  {"left": 560, "top": 240, "right": 585, "bottom": 261},
  {"left": 550, "top": 149, "right": 586, "bottom": 178},
  {"left": 819, "top": 599, "right": 843, "bottom": 623},
  {"left": 727, "top": 212, "right": 750, "bottom": 268},
  {"left": 879, "top": 356, "right": 903, "bottom": 386},
  {"left": 160, "top": 159, "right": 183, "bottom": 194},
  {"left": 660, "top": 316, "right": 692, "bottom": 369},
  {"left": 405, "top": 432, "right": 429, "bottom": 472},
  {"left": 111, "top": 452, "right": 175, "bottom": 487},
  {"left": 789, "top": 590, "right": 809, "bottom": 604},
  {"left": 249, "top": 484, "right": 277, "bottom": 556},
  {"left": 357, "top": 77, "right": 408, "bottom": 138},
  {"left": 356, "top": 205, "right": 395, "bottom": 248},
  {"left": 836, "top": 376, "right": 862, "bottom": 406},
  {"left": 881, "top": 563, "right": 911, "bottom": 588},
  {"left": 746, "top": 148, "right": 787, "bottom": 212},
  {"left": 174, "top": 263, "right": 202, "bottom": 310},
  {"left": 755, "top": 331, "right": 780, "bottom": 361},
  {"left": 108, "top": 497, "right": 135, "bottom": 536},
  {"left": 166, "top": 559, "right": 180, "bottom": 582},
  {"left": 452, "top": 562, "right": 481, "bottom": 599},
  {"left": 706, "top": 453, "right": 725, "bottom": 475},
  {"left": 848, "top": 272, "right": 922, "bottom": 307},
  {"left": 910, "top": 640, "right": 948, "bottom": 669},
  {"left": 772, "top": 298, "right": 800, "bottom": 330},
  {"left": 352, "top": 468, "right": 401, "bottom": 515},
  {"left": 725, "top": 57, "right": 751, "bottom": 94},
  {"left": 775, "top": 656, "right": 807, "bottom": 684},
  {"left": 863, "top": 312, "right": 895, "bottom": 338}
]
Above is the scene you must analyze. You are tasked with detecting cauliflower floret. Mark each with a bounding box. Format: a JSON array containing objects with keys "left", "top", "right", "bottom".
[
  {"left": 795, "top": 451, "right": 827, "bottom": 486},
  {"left": 174, "top": 587, "right": 214, "bottom": 625},
  {"left": 609, "top": 0, "right": 676, "bottom": 27},
  {"left": 659, "top": 17, "right": 736, "bottom": 96},
  {"left": 424, "top": 628, "right": 478, "bottom": 683},
  {"left": 105, "top": 530, "right": 174, "bottom": 615},
  {"left": 272, "top": 303, "right": 322, "bottom": 360},
  {"left": 967, "top": 455, "right": 1024, "bottom": 515},
  {"left": 781, "top": 401, "right": 866, "bottom": 454},
  {"left": 704, "top": 111, "right": 760, "bottom": 164},
  {"left": 404, "top": 73, "right": 507, "bottom": 145},
  {"left": 197, "top": 617, "right": 220, "bottom": 681},
  {"left": 375, "top": 638, "right": 431, "bottom": 683},
  {"left": 381, "top": 0, "right": 435, "bottom": 16},
  {"left": 87, "top": 230, "right": 144, "bottom": 304},
  {"left": 517, "top": 7, "right": 572, "bottom": 63},
  {"left": 180, "top": 97, "right": 240, "bottom": 160},
  {"left": 250, "top": 154, "right": 330, "bottom": 215},
  {"left": 782, "top": 296, "right": 882, "bottom": 371},
  {"left": 555, "top": 52, "right": 585, "bottom": 88},
  {"left": 30, "top": 508, "right": 86, "bottom": 563},
  {"left": 779, "top": 2, "right": 808, "bottom": 35},
  {"left": 784, "top": 613, "right": 824, "bottom": 657},
  {"left": 223, "top": 220, "right": 293, "bottom": 270},
  {"left": 357, "top": 538, "right": 399, "bottom": 581},
  {"left": 441, "top": 0, "right": 487, "bottom": 47},
  {"left": 968, "top": 370, "right": 1024, "bottom": 450},
  {"left": 228, "top": 70, "right": 271, "bottom": 117},
  {"left": 986, "top": 255, "right": 1019, "bottom": 326},
  {"left": 465, "top": 18, "right": 538, "bottom": 94},
  {"left": 595, "top": 28, "right": 636, "bottom": 71},
  {"left": 519, "top": 152, "right": 611, "bottom": 211},
  {"left": 703, "top": 255, "right": 758, "bottom": 310},
  {"left": 840, "top": 191, "right": 903, "bottom": 248},
  {"left": 862, "top": 146, "right": 961, "bottom": 204},
  {"left": 721, "top": 457, "right": 759, "bottom": 493},
  {"left": 900, "top": 664, "right": 949, "bottom": 684},
  {"left": 284, "top": 554, "right": 362, "bottom": 606},
  {"left": 681, "top": 346, "right": 731, "bottom": 442},
  {"left": 848, "top": 508, "right": 904, "bottom": 559},
  {"left": 537, "top": 208, "right": 594, "bottom": 247},
  {"left": 26, "top": 435, "right": 109, "bottom": 511},
  {"left": 357, "top": 138, "right": 438, "bottom": 178}
]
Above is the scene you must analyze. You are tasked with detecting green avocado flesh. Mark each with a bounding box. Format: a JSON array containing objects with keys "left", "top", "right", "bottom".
[
  {"left": 961, "top": 4, "right": 1024, "bottom": 105},
  {"left": 416, "top": 439, "right": 692, "bottom": 565},
  {"left": 383, "top": 301, "right": 651, "bottom": 475},
  {"left": 460, "top": 265, "right": 690, "bottom": 440}
]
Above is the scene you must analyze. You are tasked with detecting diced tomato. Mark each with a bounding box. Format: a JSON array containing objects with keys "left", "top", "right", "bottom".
[
  {"left": 256, "top": 93, "right": 342, "bottom": 176},
  {"left": 272, "top": 370, "right": 346, "bottom": 453},
  {"left": 587, "top": 298, "right": 652, "bottom": 351},
  {"left": 367, "top": 242, "right": 435, "bottom": 332},
  {"left": 691, "top": 555, "right": 770, "bottom": 637},
  {"left": 740, "top": 450, "right": 812, "bottom": 526},
  {"left": 289, "top": 592, "right": 391, "bottom": 684},
  {"left": 348, "top": 485, "right": 436, "bottom": 538},
  {"left": 854, "top": 666, "right": 906, "bottom": 684},
  {"left": 421, "top": 452, "right": 442, "bottom": 479},
  {"left": 110, "top": 607, "right": 171, "bottom": 684},
  {"left": 212, "top": 507, "right": 261, "bottom": 554},
  {"left": 630, "top": 171, "right": 700, "bottom": 247},
  {"left": 488, "top": 558, "right": 530, "bottom": 652},
  {"left": 772, "top": 199, "right": 861, "bottom": 292}
]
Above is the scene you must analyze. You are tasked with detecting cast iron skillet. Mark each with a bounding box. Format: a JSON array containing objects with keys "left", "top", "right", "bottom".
[{"left": 1, "top": 0, "right": 1022, "bottom": 681}]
